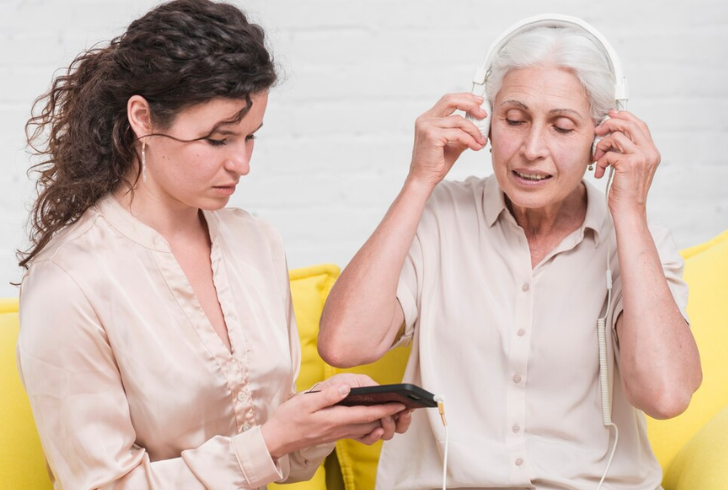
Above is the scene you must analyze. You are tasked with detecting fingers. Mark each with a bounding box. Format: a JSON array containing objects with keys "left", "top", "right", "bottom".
[
  {"left": 393, "top": 409, "right": 413, "bottom": 434},
  {"left": 303, "top": 383, "right": 351, "bottom": 411},
  {"left": 379, "top": 414, "right": 396, "bottom": 440},
  {"left": 595, "top": 110, "right": 654, "bottom": 148},
  {"left": 429, "top": 92, "right": 487, "bottom": 120}
]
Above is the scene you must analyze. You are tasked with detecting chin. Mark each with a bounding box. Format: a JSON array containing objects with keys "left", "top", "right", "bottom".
[{"left": 196, "top": 196, "right": 231, "bottom": 211}]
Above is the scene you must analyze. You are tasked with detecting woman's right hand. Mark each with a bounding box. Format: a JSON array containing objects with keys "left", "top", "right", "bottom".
[
  {"left": 260, "top": 381, "right": 408, "bottom": 461},
  {"left": 408, "top": 93, "right": 488, "bottom": 189}
]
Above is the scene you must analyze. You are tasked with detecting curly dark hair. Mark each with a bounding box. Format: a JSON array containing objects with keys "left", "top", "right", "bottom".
[{"left": 19, "top": 0, "right": 277, "bottom": 269}]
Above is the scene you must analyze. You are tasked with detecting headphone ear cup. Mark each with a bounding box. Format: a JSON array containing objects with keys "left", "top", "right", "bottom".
[
  {"left": 591, "top": 134, "right": 602, "bottom": 163},
  {"left": 466, "top": 97, "right": 492, "bottom": 140},
  {"left": 591, "top": 115, "right": 611, "bottom": 163}
]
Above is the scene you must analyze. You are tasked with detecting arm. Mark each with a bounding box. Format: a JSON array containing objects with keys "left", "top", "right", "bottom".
[
  {"left": 594, "top": 111, "right": 702, "bottom": 419},
  {"left": 318, "top": 93, "right": 487, "bottom": 368}
]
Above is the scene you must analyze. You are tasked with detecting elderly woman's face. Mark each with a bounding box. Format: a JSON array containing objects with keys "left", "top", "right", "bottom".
[{"left": 490, "top": 65, "right": 595, "bottom": 211}]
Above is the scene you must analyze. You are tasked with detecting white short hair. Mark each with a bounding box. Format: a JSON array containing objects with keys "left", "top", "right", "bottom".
[{"left": 484, "top": 25, "right": 616, "bottom": 121}]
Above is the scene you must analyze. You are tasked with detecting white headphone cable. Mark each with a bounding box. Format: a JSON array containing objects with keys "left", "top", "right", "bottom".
[
  {"left": 433, "top": 395, "right": 448, "bottom": 490},
  {"left": 595, "top": 164, "right": 619, "bottom": 490}
]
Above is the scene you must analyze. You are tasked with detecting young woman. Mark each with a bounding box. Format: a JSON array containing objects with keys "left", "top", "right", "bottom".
[{"left": 17, "top": 1, "right": 409, "bottom": 488}]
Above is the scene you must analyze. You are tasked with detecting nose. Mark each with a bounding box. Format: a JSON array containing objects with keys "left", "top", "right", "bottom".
[
  {"left": 224, "top": 148, "right": 251, "bottom": 176},
  {"left": 521, "top": 125, "right": 548, "bottom": 161}
]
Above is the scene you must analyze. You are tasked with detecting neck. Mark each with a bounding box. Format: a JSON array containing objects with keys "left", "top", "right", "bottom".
[
  {"left": 507, "top": 184, "right": 587, "bottom": 239},
  {"left": 112, "top": 180, "right": 206, "bottom": 243}
]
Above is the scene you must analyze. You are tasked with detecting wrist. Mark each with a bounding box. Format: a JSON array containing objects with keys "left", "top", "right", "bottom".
[
  {"left": 403, "top": 173, "right": 438, "bottom": 199},
  {"left": 261, "top": 421, "right": 293, "bottom": 462}
]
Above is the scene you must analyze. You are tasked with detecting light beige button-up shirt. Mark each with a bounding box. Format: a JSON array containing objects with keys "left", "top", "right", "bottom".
[
  {"left": 376, "top": 176, "right": 688, "bottom": 490},
  {"left": 17, "top": 195, "right": 332, "bottom": 490}
]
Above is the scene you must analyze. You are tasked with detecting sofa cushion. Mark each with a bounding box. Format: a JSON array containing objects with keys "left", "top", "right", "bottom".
[
  {"left": 647, "top": 229, "right": 728, "bottom": 472},
  {"left": 663, "top": 404, "right": 728, "bottom": 490},
  {"left": 0, "top": 298, "right": 53, "bottom": 489}
]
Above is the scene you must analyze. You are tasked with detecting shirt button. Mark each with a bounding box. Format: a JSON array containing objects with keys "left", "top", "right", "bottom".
[
  {"left": 513, "top": 374, "right": 522, "bottom": 384},
  {"left": 521, "top": 283, "right": 530, "bottom": 292},
  {"left": 517, "top": 329, "right": 526, "bottom": 337},
  {"left": 241, "top": 423, "right": 251, "bottom": 432},
  {"left": 512, "top": 424, "right": 520, "bottom": 433},
  {"left": 515, "top": 457, "right": 524, "bottom": 466},
  {"left": 237, "top": 391, "right": 248, "bottom": 402}
]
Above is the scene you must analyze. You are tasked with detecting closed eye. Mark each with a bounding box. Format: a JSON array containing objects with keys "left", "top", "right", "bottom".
[
  {"left": 554, "top": 127, "right": 573, "bottom": 134},
  {"left": 207, "top": 138, "right": 228, "bottom": 147},
  {"left": 506, "top": 119, "right": 525, "bottom": 126}
]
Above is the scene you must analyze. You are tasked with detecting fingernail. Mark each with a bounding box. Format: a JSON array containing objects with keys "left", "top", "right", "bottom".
[{"left": 338, "top": 385, "right": 350, "bottom": 396}]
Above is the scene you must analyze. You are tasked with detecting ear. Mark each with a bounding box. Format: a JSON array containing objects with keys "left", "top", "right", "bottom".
[{"left": 127, "top": 95, "right": 153, "bottom": 140}]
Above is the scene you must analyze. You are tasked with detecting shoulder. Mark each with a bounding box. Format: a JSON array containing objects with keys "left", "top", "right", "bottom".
[
  {"left": 430, "top": 176, "right": 487, "bottom": 204},
  {"left": 29, "top": 207, "right": 101, "bottom": 266},
  {"left": 423, "top": 176, "right": 488, "bottom": 217}
]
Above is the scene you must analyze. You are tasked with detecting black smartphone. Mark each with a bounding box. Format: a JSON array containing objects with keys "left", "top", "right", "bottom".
[{"left": 336, "top": 383, "right": 437, "bottom": 409}]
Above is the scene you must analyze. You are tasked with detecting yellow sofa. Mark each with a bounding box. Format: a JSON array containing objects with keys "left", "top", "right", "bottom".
[{"left": 2, "top": 229, "right": 727, "bottom": 489}]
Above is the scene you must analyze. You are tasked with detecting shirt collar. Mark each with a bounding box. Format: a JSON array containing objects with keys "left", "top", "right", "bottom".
[
  {"left": 482, "top": 175, "right": 609, "bottom": 247},
  {"left": 96, "top": 194, "right": 172, "bottom": 252}
]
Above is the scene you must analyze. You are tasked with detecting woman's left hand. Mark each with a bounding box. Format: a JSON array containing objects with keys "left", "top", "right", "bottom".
[{"left": 592, "top": 110, "right": 661, "bottom": 217}]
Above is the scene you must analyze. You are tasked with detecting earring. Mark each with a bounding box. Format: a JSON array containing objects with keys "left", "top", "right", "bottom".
[
  {"left": 588, "top": 163, "right": 594, "bottom": 171},
  {"left": 141, "top": 140, "right": 147, "bottom": 183}
]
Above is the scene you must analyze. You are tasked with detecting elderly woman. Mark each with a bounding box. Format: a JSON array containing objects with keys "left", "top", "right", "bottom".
[{"left": 319, "top": 17, "right": 702, "bottom": 490}]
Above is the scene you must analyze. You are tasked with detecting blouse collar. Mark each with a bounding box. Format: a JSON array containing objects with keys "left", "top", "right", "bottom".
[{"left": 482, "top": 175, "right": 608, "bottom": 246}]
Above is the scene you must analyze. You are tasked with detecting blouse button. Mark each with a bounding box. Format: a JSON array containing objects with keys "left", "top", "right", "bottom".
[
  {"left": 515, "top": 457, "right": 524, "bottom": 466},
  {"left": 521, "top": 283, "right": 530, "bottom": 292},
  {"left": 237, "top": 391, "right": 248, "bottom": 403},
  {"left": 512, "top": 424, "right": 520, "bottom": 433},
  {"left": 241, "top": 423, "right": 251, "bottom": 432},
  {"left": 517, "top": 329, "right": 526, "bottom": 337},
  {"left": 513, "top": 374, "right": 522, "bottom": 384}
]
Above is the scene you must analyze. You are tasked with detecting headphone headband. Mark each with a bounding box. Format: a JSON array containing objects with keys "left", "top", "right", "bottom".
[{"left": 472, "top": 14, "right": 628, "bottom": 108}]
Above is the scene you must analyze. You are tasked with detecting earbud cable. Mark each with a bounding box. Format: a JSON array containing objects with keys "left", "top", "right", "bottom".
[
  {"left": 596, "top": 165, "right": 619, "bottom": 490},
  {"left": 434, "top": 397, "right": 448, "bottom": 490}
]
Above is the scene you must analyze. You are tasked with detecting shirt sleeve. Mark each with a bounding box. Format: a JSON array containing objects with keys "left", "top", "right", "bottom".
[
  {"left": 18, "top": 259, "right": 284, "bottom": 490},
  {"left": 393, "top": 233, "right": 425, "bottom": 348},
  {"left": 609, "top": 220, "right": 690, "bottom": 350}
]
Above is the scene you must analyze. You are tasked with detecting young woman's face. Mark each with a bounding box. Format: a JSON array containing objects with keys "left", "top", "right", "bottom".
[
  {"left": 144, "top": 92, "right": 268, "bottom": 211},
  {"left": 489, "top": 66, "right": 595, "bottom": 211}
]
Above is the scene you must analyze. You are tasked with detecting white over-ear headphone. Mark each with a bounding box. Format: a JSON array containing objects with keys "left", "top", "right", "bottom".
[{"left": 466, "top": 13, "right": 629, "bottom": 157}]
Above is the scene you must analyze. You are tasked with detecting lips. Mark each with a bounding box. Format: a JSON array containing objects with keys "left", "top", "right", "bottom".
[{"left": 512, "top": 170, "right": 552, "bottom": 182}]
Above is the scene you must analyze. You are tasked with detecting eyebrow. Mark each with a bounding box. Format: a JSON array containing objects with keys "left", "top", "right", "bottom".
[
  {"left": 500, "top": 100, "right": 584, "bottom": 121},
  {"left": 213, "top": 122, "right": 264, "bottom": 136}
]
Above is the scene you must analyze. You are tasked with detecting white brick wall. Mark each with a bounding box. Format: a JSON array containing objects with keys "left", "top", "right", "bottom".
[{"left": 2, "top": 0, "right": 727, "bottom": 296}]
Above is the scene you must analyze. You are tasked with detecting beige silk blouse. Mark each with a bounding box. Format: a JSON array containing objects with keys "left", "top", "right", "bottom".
[
  {"left": 376, "top": 176, "right": 688, "bottom": 490},
  {"left": 17, "top": 195, "right": 333, "bottom": 490}
]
